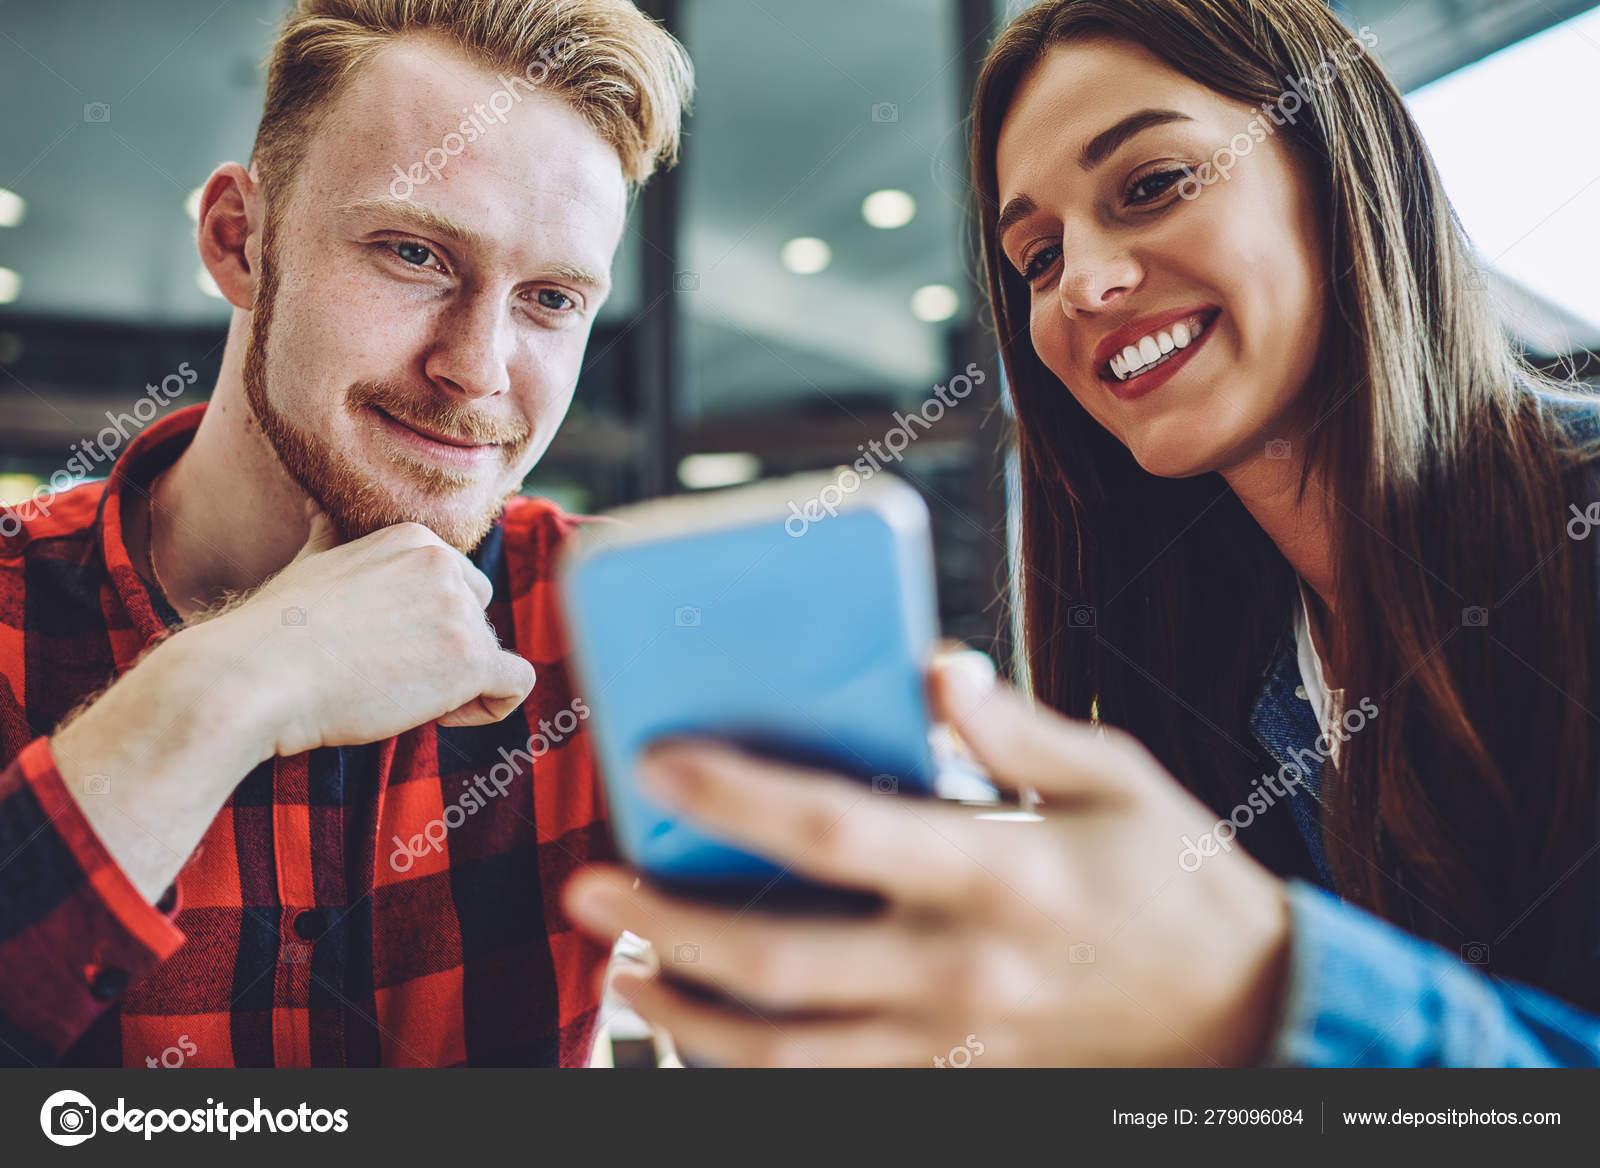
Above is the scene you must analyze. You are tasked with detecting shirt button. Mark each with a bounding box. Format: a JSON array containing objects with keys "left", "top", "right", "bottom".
[
  {"left": 1294, "top": 685, "right": 1309, "bottom": 701},
  {"left": 293, "top": 910, "right": 322, "bottom": 940},
  {"left": 90, "top": 966, "right": 128, "bottom": 1001}
]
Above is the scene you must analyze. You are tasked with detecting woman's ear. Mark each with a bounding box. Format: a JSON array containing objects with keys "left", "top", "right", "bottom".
[{"left": 195, "top": 163, "right": 263, "bottom": 311}]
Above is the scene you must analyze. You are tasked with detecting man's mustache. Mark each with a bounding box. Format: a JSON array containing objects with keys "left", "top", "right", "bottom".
[{"left": 347, "top": 380, "right": 532, "bottom": 447}]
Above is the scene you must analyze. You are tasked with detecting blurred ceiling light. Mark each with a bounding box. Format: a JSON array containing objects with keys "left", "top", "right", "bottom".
[
  {"left": 780, "top": 237, "right": 832, "bottom": 275},
  {"left": 911, "top": 283, "right": 959, "bottom": 323},
  {"left": 185, "top": 187, "right": 204, "bottom": 222},
  {"left": 0, "top": 268, "right": 20, "bottom": 304},
  {"left": 0, "top": 188, "right": 24, "bottom": 228},
  {"left": 677, "top": 452, "right": 762, "bottom": 490},
  {"left": 861, "top": 189, "right": 916, "bottom": 229},
  {"left": 195, "top": 265, "right": 226, "bottom": 299}
]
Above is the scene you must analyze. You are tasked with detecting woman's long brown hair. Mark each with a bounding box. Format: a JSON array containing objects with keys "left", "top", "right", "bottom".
[{"left": 972, "top": 0, "right": 1600, "bottom": 993}]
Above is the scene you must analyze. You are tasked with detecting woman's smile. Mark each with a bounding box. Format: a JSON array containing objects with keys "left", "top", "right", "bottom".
[{"left": 1092, "top": 305, "right": 1221, "bottom": 400}]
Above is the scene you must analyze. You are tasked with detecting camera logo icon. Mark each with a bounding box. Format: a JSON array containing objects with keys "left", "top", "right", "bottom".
[
  {"left": 673, "top": 942, "right": 700, "bottom": 964},
  {"left": 83, "top": 773, "right": 111, "bottom": 796},
  {"left": 1460, "top": 941, "right": 1490, "bottom": 965},
  {"left": 1462, "top": 606, "right": 1488, "bottom": 628},
  {"left": 282, "top": 605, "right": 307, "bottom": 626},
  {"left": 674, "top": 605, "right": 701, "bottom": 627},
  {"left": 871, "top": 774, "right": 898, "bottom": 795},
  {"left": 1069, "top": 942, "right": 1097, "bottom": 964},
  {"left": 870, "top": 102, "right": 899, "bottom": 123},
  {"left": 673, "top": 270, "right": 700, "bottom": 292},
  {"left": 40, "top": 1090, "right": 97, "bottom": 1146},
  {"left": 83, "top": 102, "right": 111, "bottom": 123},
  {"left": 1067, "top": 604, "right": 1096, "bottom": 629},
  {"left": 1265, "top": 438, "right": 1292, "bottom": 459}
]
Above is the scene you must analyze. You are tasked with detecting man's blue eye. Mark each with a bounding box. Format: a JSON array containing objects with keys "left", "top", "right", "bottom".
[
  {"left": 395, "top": 241, "right": 433, "bottom": 265},
  {"left": 536, "top": 288, "right": 573, "bottom": 311}
]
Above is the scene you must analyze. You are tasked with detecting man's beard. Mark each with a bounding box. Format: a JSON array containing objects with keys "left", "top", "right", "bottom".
[{"left": 242, "top": 226, "right": 533, "bottom": 554}]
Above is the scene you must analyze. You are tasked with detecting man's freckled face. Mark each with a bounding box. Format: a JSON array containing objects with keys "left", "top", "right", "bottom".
[
  {"left": 246, "top": 33, "right": 627, "bottom": 551},
  {"left": 994, "top": 38, "right": 1327, "bottom": 480}
]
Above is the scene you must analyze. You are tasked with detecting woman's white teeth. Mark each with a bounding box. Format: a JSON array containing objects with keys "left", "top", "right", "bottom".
[{"left": 1108, "top": 315, "right": 1208, "bottom": 381}]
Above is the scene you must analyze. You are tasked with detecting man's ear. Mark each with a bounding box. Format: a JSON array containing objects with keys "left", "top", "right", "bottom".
[{"left": 196, "top": 163, "right": 264, "bottom": 311}]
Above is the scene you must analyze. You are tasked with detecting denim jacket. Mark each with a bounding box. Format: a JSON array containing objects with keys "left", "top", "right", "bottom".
[{"left": 1255, "top": 390, "right": 1600, "bottom": 1066}]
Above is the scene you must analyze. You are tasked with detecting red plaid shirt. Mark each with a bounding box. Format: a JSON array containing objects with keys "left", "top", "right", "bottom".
[{"left": 0, "top": 403, "right": 614, "bottom": 1067}]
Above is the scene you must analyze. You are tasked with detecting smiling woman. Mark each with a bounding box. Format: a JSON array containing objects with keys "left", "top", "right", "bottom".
[
  {"left": 971, "top": 0, "right": 1600, "bottom": 1032},
  {"left": 987, "top": 35, "right": 1332, "bottom": 480}
]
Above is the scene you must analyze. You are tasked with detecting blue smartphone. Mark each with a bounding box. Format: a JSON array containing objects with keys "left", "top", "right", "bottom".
[{"left": 557, "top": 472, "right": 940, "bottom": 913}]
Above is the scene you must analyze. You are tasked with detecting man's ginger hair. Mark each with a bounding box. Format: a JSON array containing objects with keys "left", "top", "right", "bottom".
[{"left": 251, "top": 0, "right": 692, "bottom": 200}]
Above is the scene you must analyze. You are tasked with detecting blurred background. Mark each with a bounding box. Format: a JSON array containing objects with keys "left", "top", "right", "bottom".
[{"left": 2, "top": 0, "right": 1598, "bottom": 674}]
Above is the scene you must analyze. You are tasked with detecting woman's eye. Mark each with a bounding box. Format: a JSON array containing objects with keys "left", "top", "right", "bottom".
[
  {"left": 1022, "top": 243, "right": 1061, "bottom": 283},
  {"left": 533, "top": 288, "right": 574, "bottom": 312},
  {"left": 390, "top": 240, "right": 439, "bottom": 268},
  {"left": 1127, "top": 168, "right": 1185, "bottom": 205}
]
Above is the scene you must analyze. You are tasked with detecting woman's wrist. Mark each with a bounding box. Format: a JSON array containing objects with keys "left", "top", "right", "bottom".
[{"left": 1208, "top": 873, "right": 1294, "bottom": 1066}]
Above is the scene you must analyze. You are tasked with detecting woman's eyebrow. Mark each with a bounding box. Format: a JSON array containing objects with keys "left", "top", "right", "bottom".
[
  {"left": 1078, "top": 107, "right": 1194, "bottom": 169},
  {"left": 997, "top": 108, "right": 1195, "bottom": 249},
  {"left": 996, "top": 194, "right": 1038, "bottom": 245}
]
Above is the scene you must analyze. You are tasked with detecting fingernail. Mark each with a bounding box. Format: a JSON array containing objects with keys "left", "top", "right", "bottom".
[{"left": 941, "top": 650, "right": 996, "bottom": 710}]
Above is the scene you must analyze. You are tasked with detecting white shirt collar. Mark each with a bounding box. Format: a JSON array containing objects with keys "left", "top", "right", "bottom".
[{"left": 1293, "top": 578, "right": 1344, "bottom": 759}]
